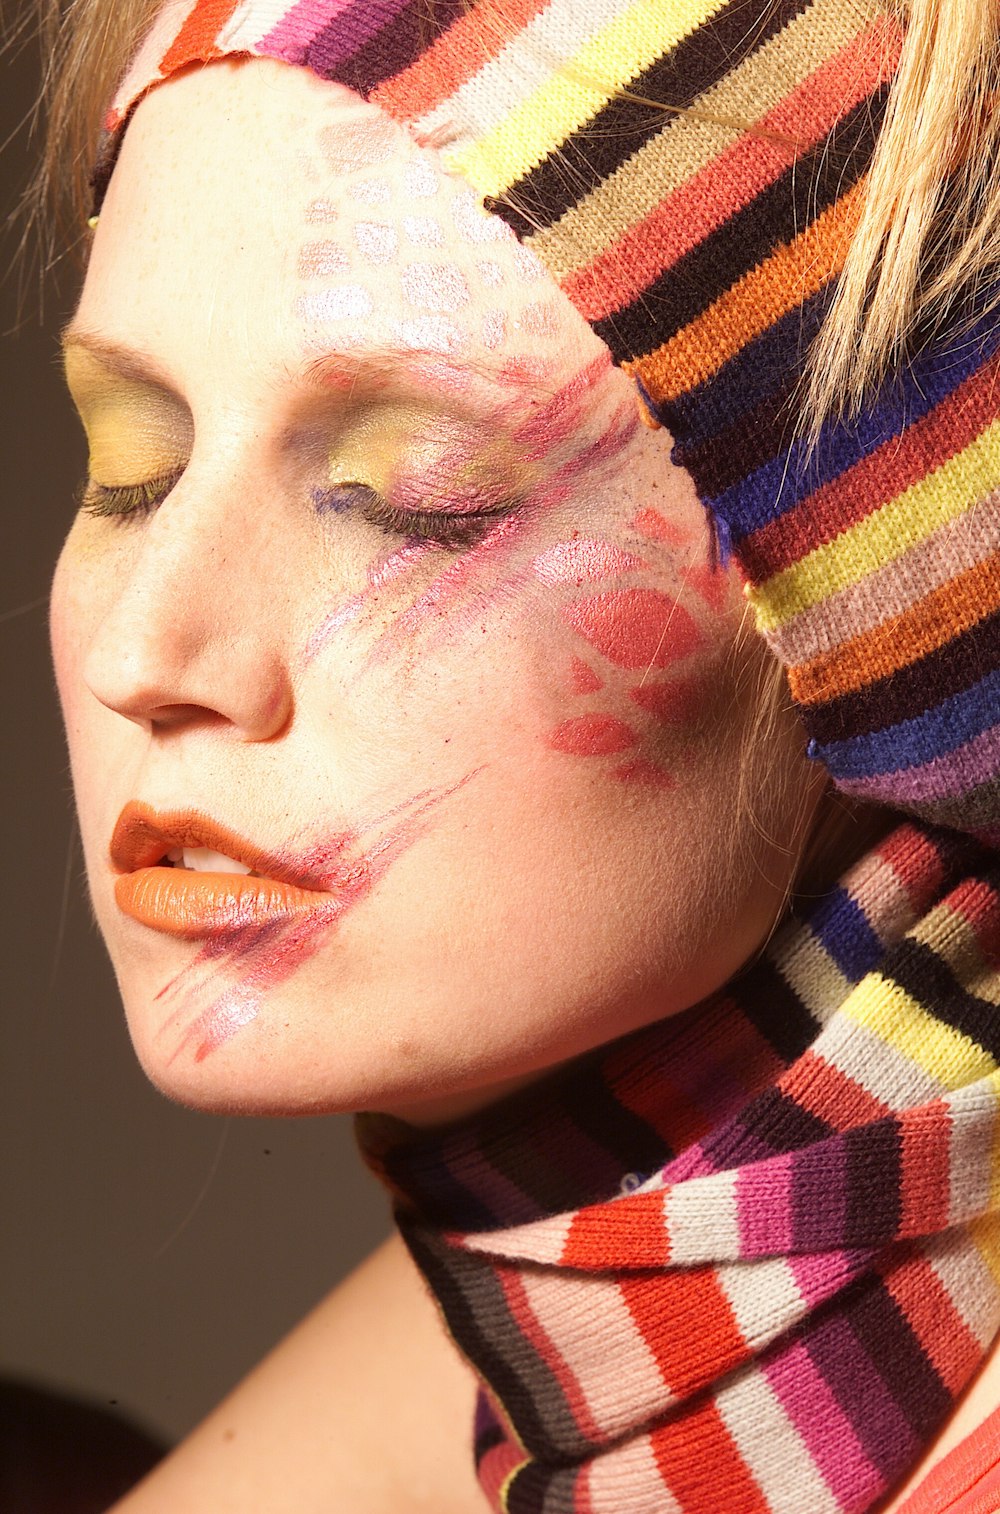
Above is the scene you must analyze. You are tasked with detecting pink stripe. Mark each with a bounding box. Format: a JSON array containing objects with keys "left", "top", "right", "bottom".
[
  {"left": 259, "top": 0, "right": 355, "bottom": 62},
  {"left": 737, "top": 1153, "right": 793, "bottom": 1255},
  {"left": 790, "top": 1249, "right": 871, "bottom": 1309},
  {"left": 561, "top": 20, "right": 896, "bottom": 321},
  {"left": 764, "top": 1339, "right": 880, "bottom": 1510}
]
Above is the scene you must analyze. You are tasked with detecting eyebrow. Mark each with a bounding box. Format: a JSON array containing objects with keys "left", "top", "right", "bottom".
[{"left": 60, "top": 324, "right": 556, "bottom": 412}]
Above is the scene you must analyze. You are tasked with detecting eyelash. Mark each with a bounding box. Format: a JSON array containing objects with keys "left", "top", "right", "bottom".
[{"left": 77, "top": 472, "right": 514, "bottom": 549}]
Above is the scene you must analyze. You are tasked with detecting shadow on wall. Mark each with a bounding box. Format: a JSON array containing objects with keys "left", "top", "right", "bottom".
[{"left": 0, "top": 2, "right": 392, "bottom": 1447}]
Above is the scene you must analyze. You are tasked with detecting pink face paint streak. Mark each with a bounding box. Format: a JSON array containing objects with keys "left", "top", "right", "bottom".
[
  {"left": 155, "top": 771, "right": 482, "bottom": 1063},
  {"left": 303, "top": 539, "right": 434, "bottom": 666}
]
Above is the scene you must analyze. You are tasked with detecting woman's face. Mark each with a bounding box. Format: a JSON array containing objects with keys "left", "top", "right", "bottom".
[{"left": 52, "top": 59, "right": 823, "bottom": 1122}]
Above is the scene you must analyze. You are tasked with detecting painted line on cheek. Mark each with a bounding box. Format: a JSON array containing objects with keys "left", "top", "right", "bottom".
[
  {"left": 547, "top": 714, "right": 639, "bottom": 755},
  {"left": 562, "top": 589, "right": 703, "bottom": 672}
]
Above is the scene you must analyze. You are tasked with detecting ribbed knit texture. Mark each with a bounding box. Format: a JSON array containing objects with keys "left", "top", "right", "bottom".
[
  {"left": 94, "top": 0, "right": 1000, "bottom": 845},
  {"left": 359, "top": 824, "right": 1000, "bottom": 1514}
]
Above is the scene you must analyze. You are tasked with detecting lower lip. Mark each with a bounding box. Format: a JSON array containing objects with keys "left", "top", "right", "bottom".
[{"left": 115, "top": 868, "right": 334, "bottom": 938}]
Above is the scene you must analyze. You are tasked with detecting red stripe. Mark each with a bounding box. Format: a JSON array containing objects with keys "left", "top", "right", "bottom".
[
  {"left": 373, "top": 0, "right": 550, "bottom": 120},
  {"left": 948, "top": 878, "right": 1000, "bottom": 968},
  {"left": 780, "top": 1050, "right": 893, "bottom": 1130},
  {"left": 898, "top": 1102, "right": 953, "bottom": 1238},
  {"left": 876, "top": 826, "right": 947, "bottom": 915},
  {"left": 743, "top": 350, "right": 1000, "bottom": 579},
  {"left": 622, "top": 1269, "right": 747, "bottom": 1398},
  {"left": 881, "top": 1248, "right": 985, "bottom": 1397},
  {"left": 160, "top": 0, "right": 241, "bottom": 73},
  {"left": 651, "top": 1396, "right": 771, "bottom": 1514},
  {"left": 561, "top": 1191, "right": 670, "bottom": 1270},
  {"left": 560, "top": 20, "right": 897, "bottom": 322}
]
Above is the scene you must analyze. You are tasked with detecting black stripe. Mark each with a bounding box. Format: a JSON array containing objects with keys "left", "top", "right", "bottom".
[
  {"left": 731, "top": 954, "right": 820, "bottom": 1063},
  {"left": 560, "top": 1055, "right": 676, "bottom": 1175},
  {"left": 400, "top": 1221, "right": 581, "bottom": 1458},
  {"left": 844, "top": 1120, "right": 902, "bottom": 1248},
  {"left": 591, "top": 86, "right": 888, "bottom": 364},
  {"left": 493, "top": 0, "right": 812, "bottom": 237},
  {"left": 320, "top": 0, "right": 465, "bottom": 94},
  {"left": 847, "top": 1267, "right": 952, "bottom": 1446},
  {"left": 804, "top": 604, "right": 1000, "bottom": 744},
  {"left": 886, "top": 927, "right": 1000, "bottom": 1063}
]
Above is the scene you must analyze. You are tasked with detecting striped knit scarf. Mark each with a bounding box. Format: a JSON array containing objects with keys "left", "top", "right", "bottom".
[
  {"left": 359, "top": 821, "right": 1000, "bottom": 1514},
  {"left": 94, "top": 0, "right": 1000, "bottom": 846}
]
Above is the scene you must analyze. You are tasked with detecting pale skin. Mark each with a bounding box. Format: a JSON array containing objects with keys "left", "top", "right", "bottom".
[{"left": 49, "top": 57, "right": 997, "bottom": 1512}]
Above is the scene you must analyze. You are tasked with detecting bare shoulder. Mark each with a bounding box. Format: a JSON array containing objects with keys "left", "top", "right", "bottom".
[{"left": 111, "top": 1233, "right": 485, "bottom": 1514}]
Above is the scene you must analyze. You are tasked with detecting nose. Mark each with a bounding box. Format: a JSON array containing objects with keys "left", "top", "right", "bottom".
[{"left": 82, "top": 469, "right": 295, "bottom": 740}]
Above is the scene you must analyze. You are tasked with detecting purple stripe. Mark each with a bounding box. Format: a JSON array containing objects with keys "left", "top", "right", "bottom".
[
  {"left": 764, "top": 1339, "right": 882, "bottom": 1511},
  {"left": 838, "top": 719, "right": 1000, "bottom": 805},
  {"left": 805, "top": 1310, "right": 919, "bottom": 1479},
  {"left": 306, "top": 0, "right": 412, "bottom": 73},
  {"left": 259, "top": 0, "right": 355, "bottom": 62},
  {"left": 791, "top": 1134, "right": 847, "bottom": 1251}
]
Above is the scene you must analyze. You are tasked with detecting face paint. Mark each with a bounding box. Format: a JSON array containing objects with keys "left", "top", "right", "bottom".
[{"left": 562, "top": 589, "right": 703, "bottom": 672}]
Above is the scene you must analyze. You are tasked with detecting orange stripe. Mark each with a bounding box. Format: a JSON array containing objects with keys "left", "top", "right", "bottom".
[
  {"left": 622, "top": 1268, "right": 746, "bottom": 1397},
  {"left": 562, "top": 1191, "right": 670, "bottom": 1270},
  {"left": 898, "top": 1103, "right": 952, "bottom": 1239},
  {"left": 790, "top": 555, "right": 1000, "bottom": 705},
  {"left": 373, "top": 0, "right": 550, "bottom": 120},
  {"left": 780, "top": 1050, "right": 893, "bottom": 1130},
  {"left": 881, "top": 1247, "right": 983, "bottom": 1396},
  {"left": 626, "top": 178, "right": 864, "bottom": 404},
  {"left": 651, "top": 1396, "right": 772, "bottom": 1514},
  {"left": 562, "top": 20, "right": 893, "bottom": 322},
  {"left": 160, "top": 0, "right": 240, "bottom": 73}
]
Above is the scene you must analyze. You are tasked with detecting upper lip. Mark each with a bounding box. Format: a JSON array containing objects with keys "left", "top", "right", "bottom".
[{"left": 110, "top": 801, "right": 307, "bottom": 886}]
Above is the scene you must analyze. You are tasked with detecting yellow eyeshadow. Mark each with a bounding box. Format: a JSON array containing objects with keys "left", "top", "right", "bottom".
[{"left": 63, "top": 346, "right": 191, "bottom": 487}]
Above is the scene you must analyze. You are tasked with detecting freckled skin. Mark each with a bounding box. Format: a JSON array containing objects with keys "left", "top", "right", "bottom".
[{"left": 52, "top": 60, "right": 824, "bottom": 1125}]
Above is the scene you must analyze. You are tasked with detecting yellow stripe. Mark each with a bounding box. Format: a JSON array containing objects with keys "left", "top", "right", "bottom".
[
  {"left": 842, "top": 973, "right": 998, "bottom": 1090},
  {"left": 750, "top": 419, "right": 1000, "bottom": 632},
  {"left": 969, "top": 1214, "right": 1000, "bottom": 1288},
  {"left": 446, "top": 0, "right": 728, "bottom": 199}
]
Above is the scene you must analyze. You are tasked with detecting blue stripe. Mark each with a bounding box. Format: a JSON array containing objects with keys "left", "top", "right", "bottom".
[
  {"left": 811, "top": 665, "right": 1000, "bottom": 781},
  {"left": 808, "top": 886, "right": 885, "bottom": 981}
]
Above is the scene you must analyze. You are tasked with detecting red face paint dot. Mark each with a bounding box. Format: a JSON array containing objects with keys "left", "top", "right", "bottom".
[
  {"left": 629, "top": 507, "right": 691, "bottom": 546},
  {"left": 612, "top": 758, "right": 676, "bottom": 789},
  {"left": 630, "top": 677, "right": 703, "bottom": 725},
  {"left": 686, "top": 563, "right": 730, "bottom": 614},
  {"left": 547, "top": 715, "right": 639, "bottom": 755},
  {"left": 563, "top": 589, "right": 703, "bottom": 671},
  {"left": 570, "top": 657, "right": 603, "bottom": 694}
]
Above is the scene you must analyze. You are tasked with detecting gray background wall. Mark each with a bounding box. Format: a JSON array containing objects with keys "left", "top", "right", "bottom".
[{"left": 2, "top": 7, "right": 391, "bottom": 1449}]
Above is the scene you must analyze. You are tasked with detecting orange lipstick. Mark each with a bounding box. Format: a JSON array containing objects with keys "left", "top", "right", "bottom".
[{"left": 111, "top": 802, "right": 353, "bottom": 938}]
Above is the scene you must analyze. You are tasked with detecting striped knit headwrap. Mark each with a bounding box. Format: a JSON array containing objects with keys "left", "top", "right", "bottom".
[
  {"left": 90, "top": 5, "right": 1000, "bottom": 1512},
  {"left": 359, "top": 822, "right": 1000, "bottom": 1514},
  {"left": 92, "top": 0, "right": 1000, "bottom": 847}
]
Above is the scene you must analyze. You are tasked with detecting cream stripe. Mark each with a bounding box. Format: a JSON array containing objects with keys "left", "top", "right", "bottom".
[
  {"left": 842, "top": 974, "right": 999, "bottom": 1090},
  {"left": 816, "top": 1014, "right": 946, "bottom": 1112},
  {"left": 218, "top": 0, "right": 293, "bottom": 50},
  {"left": 717, "top": 1256, "right": 805, "bottom": 1353},
  {"left": 769, "top": 495, "right": 1000, "bottom": 666},
  {"left": 517, "top": 1268, "right": 671, "bottom": 1441},
  {"left": 753, "top": 422, "right": 1000, "bottom": 630},
  {"left": 112, "top": 0, "right": 196, "bottom": 118},
  {"left": 441, "top": 0, "right": 730, "bottom": 198},
  {"left": 909, "top": 901, "right": 1000, "bottom": 1009},
  {"left": 922, "top": 1228, "right": 1000, "bottom": 1350},
  {"left": 947, "top": 1075, "right": 1000, "bottom": 1226},
  {"left": 665, "top": 1169, "right": 739, "bottom": 1262},
  {"left": 532, "top": 0, "right": 865, "bottom": 276},
  {"left": 715, "top": 1366, "right": 842, "bottom": 1514},
  {"left": 768, "top": 929, "right": 850, "bottom": 1023},
  {"left": 586, "top": 1434, "right": 685, "bottom": 1514},
  {"left": 461, "top": 1210, "right": 574, "bottom": 1264}
]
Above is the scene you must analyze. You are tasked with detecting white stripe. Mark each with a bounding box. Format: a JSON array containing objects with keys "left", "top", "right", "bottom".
[
  {"left": 665, "top": 1170, "right": 740, "bottom": 1263},
  {"left": 113, "top": 0, "right": 197, "bottom": 116},
  {"left": 517, "top": 1268, "right": 670, "bottom": 1441},
  {"left": 815, "top": 1013, "right": 947, "bottom": 1112},
  {"left": 921, "top": 1228, "right": 1000, "bottom": 1349},
  {"left": 947, "top": 1078, "right": 1000, "bottom": 1225},
  {"left": 768, "top": 928, "right": 849, "bottom": 1023},
  {"left": 717, "top": 1256, "right": 805, "bottom": 1354},
  {"left": 716, "top": 1366, "right": 842, "bottom": 1514},
  {"left": 413, "top": 0, "right": 645, "bottom": 150},
  {"left": 461, "top": 1209, "right": 574, "bottom": 1264}
]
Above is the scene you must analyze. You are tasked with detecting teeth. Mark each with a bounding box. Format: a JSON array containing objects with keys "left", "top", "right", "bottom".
[{"left": 180, "top": 847, "right": 253, "bottom": 875}]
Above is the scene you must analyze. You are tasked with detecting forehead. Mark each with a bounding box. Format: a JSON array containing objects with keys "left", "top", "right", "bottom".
[{"left": 79, "top": 56, "right": 606, "bottom": 398}]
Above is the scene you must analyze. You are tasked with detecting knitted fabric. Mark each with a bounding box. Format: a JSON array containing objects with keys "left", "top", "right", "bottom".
[
  {"left": 358, "top": 822, "right": 1000, "bottom": 1514},
  {"left": 93, "top": 0, "right": 1000, "bottom": 845}
]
